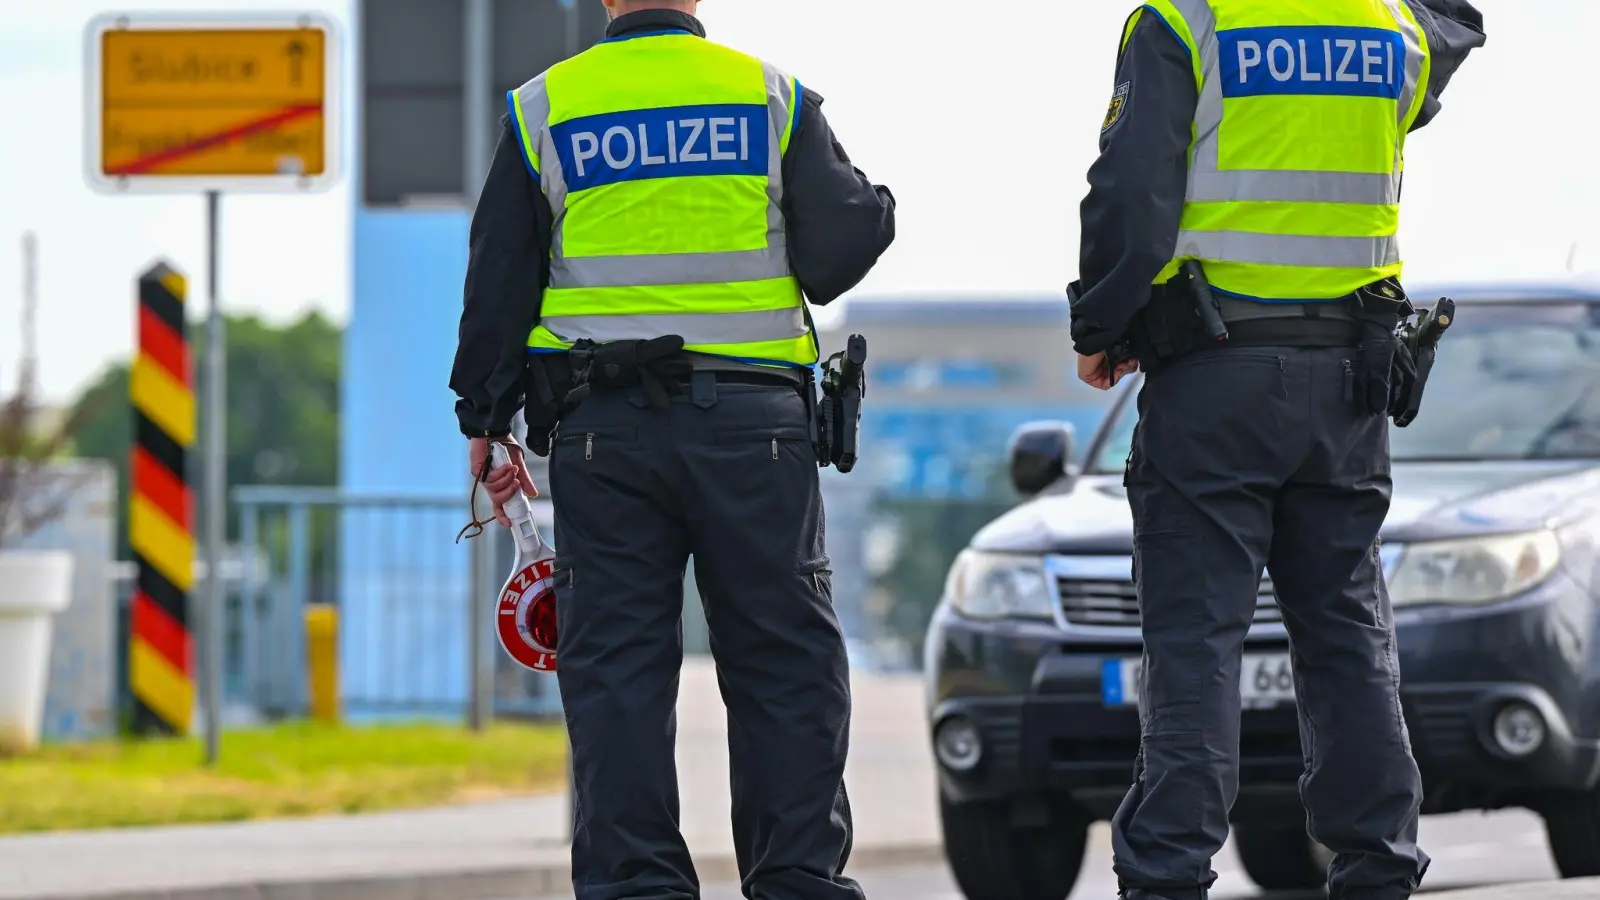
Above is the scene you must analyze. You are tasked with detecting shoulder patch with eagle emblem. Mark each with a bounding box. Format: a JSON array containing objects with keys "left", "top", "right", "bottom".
[{"left": 1102, "top": 82, "right": 1131, "bottom": 133}]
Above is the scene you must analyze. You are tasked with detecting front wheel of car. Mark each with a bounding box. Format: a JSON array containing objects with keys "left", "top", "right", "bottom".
[
  {"left": 1543, "top": 791, "right": 1600, "bottom": 877},
  {"left": 939, "top": 797, "right": 1087, "bottom": 900},
  {"left": 1233, "top": 822, "right": 1332, "bottom": 891}
]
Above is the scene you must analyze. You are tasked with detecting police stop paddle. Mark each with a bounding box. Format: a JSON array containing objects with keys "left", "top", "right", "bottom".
[{"left": 488, "top": 443, "right": 560, "bottom": 672}]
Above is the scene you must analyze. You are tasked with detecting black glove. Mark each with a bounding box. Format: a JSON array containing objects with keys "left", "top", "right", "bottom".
[
  {"left": 1387, "top": 340, "right": 1419, "bottom": 420},
  {"left": 633, "top": 335, "right": 693, "bottom": 376},
  {"left": 591, "top": 336, "right": 691, "bottom": 409}
]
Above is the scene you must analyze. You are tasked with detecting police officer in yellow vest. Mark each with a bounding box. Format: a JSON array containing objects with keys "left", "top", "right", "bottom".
[
  {"left": 449, "top": 1, "right": 895, "bottom": 898},
  {"left": 1068, "top": 1, "right": 1483, "bottom": 898}
]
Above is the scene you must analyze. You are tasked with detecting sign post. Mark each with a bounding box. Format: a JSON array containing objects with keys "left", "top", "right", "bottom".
[{"left": 86, "top": 12, "right": 342, "bottom": 766}]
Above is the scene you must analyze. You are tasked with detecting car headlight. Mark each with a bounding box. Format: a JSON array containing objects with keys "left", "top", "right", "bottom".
[
  {"left": 1387, "top": 530, "right": 1562, "bottom": 607},
  {"left": 944, "top": 550, "right": 1055, "bottom": 620}
]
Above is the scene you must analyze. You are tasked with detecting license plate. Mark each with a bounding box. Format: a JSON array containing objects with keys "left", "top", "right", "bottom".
[
  {"left": 1241, "top": 653, "right": 1296, "bottom": 708},
  {"left": 1102, "top": 653, "right": 1296, "bottom": 708}
]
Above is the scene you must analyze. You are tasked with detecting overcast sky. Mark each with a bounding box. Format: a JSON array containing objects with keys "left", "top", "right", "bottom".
[{"left": 0, "top": 0, "right": 1593, "bottom": 402}]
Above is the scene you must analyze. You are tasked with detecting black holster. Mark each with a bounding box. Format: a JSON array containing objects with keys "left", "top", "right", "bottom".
[
  {"left": 1389, "top": 342, "right": 1426, "bottom": 426},
  {"left": 1123, "top": 281, "right": 1205, "bottom": 373},
  {"left": 1349, "top": 278, "right": 1416, "bottom": 417},
  {"left": 813, "top": 335, "right": 868, "bottom": 473}
]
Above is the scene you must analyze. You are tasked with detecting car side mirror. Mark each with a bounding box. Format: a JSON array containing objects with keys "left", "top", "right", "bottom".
[{"left": 1007, "top": 421, "right": 1077, "bottom": 498}]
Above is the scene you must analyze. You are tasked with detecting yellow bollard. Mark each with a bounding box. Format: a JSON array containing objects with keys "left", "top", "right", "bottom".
[{"left": 305, "top": 605, "right": 341, "bottom": 723}]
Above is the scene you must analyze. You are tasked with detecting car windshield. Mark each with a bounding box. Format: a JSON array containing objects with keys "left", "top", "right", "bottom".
[{"left": 1087, "top": 300, "right": 1600, "bottom": 472}]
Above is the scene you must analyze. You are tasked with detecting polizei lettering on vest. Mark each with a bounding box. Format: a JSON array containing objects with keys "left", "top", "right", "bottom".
[
  {"left": 552, "top": 103, "right": 770, "bottom": 192},
  {"left": 1217, "top": 25, "right": 1405, "bottom": 101}
]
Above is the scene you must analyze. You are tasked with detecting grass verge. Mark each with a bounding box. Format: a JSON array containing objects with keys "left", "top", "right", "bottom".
[{"left": 0, "top": 720, "right": 568, "bottom": 836}]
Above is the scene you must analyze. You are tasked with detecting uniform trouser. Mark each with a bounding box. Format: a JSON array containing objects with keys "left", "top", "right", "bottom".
[
  {"left": 1110, "top": 346, "right": 1429, "bottom": 900},
  {"left": 547, "top": 374, "right": 864, "bottom": 900}
]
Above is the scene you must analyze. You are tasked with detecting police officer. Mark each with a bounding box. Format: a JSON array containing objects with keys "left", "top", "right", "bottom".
[
  {"left": 449, "top": 1, "right": 895, "bottom": 898},
  {"left": 1068, "top": 2, "right": 1484, "bottom": 898}
]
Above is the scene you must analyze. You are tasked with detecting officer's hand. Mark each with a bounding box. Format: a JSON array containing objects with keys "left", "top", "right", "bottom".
[
  {"left": 1077, "top": 352, "right": 1139, "bottom": 390},
  {"left": 468, "top": 437, "right": 538, "bottom": 527}
]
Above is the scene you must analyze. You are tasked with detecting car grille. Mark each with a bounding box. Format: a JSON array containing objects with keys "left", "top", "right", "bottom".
[{"left": 1055, "top": 576, "right": 1283, "bottom": 627}]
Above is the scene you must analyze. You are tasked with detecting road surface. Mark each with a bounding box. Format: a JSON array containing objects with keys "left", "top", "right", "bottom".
[{"left": 528, "top": 809, "right": 1556, "bottom": 899}]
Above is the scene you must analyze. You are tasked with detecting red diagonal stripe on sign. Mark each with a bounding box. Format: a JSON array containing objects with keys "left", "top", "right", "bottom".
[
  {"left": 106, "top": 103, "right": 322, "bottom": 176},
  {"left": 138, "top": 305, "right": 190, "bottom": 388},
  {"left": 133, "top": 444, "right": 191, "bottom": 531},
  {"left": 132, "top": 589, "right": 192, "bottom": 677}
]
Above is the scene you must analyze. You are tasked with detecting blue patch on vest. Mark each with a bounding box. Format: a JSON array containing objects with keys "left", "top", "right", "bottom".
[
  {"left": 1218, "top": 26, "right": 1405, "bottom": 100},
  {"left": 551, "top": 103, "right": 770, "bottom": 193}
]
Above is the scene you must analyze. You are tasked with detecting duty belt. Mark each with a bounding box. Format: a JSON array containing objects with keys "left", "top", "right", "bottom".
[
  {"left": 1221, "top": 317, "right": 1364, "bottom": 347},
  {"left": 677, "top": 352, "right": 803, "bottom": 386},
  {"left": 1211, "top": 290, "right": 1362, "bottom": 346},
  {"left": 1216, "top": 293, "right": 1357, "bottom": 323},
  {"left": 1117, "top": 278, "right": 1380, "bottom": 369}
]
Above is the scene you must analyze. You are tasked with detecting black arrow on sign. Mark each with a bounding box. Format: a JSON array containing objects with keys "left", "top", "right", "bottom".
[{"left": 286, "top": 39, "right": 305, "bottom": 85}]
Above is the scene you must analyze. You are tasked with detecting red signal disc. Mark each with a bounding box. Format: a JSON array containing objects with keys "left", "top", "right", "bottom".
[{"left": 496, "top": 557, "right": 558, "bottom": 672}]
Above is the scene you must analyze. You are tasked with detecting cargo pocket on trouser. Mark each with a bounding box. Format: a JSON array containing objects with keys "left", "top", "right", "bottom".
[
  {"left": 545, "top": 555, "right": 575, "bottom": 651},
  {"left": 1371, "top": 542, "right": 1412, "bottom": 753},
  {"left": 1130, "top": 529, "right": 1217, "bottom": 847},
  {"left": 1129, "top": 528, "right": 1209, "bottom": 715},
  {"left": 799, "top": 555, "right": 834, "bottom": 605},
  {"left": 551, "top": 555, "right": 575, "bottom": 592},
  {"left": 1127, "top": 480, "right": 1210, "bottom": 744}
]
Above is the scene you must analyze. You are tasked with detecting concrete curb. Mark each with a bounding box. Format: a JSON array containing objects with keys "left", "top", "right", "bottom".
[
  {"left": 8, "top": 842, "right": 948, "bottom": 900},
  {"left": 1427, "top": 878, "right": 1600, "bottom": 900}
]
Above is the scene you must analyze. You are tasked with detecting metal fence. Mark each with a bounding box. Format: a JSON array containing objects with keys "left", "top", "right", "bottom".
[
  {"left": 104, "top": 473, "right": 1018, "bottom": 729},
  {"left": 112, "top": 486, "right": 564, "bottom": 729}
]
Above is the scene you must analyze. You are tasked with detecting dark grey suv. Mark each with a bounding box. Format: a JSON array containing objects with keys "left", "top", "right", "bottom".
[{"left": 923, "top": 281, "right": 1600, "bottom": 900}]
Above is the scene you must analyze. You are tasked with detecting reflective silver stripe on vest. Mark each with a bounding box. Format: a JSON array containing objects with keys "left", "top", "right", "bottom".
[
  {"left": 1174, "top": 0, "right": 1224, "bottom": 179},
  {"left": 551, "top": 245, "right": 790, "bottom": 289},
  {"left": 512, "top": 74, "right": 575, "bottom": 262},
  {"left": 511, "top": 62, "right": 798, "bottom": 292},
  {"left": 1178, "top": 0, "right": 1419, "bottom": 207},
  {"left": 513, "top": 75, "right": 558, "bottom": 203},
  {"left": 1175, "top": 229, "right": 1400, "bottom": 268},
  {"left": 1186, "top": 170, "right": 1399, "bottom": 205},
  {"left": 1381, "top": 0, "right": 1426, "bottom": 132},
  {"left": 761, "top": 61, "right": 793, "bottom": 223},
  {"left": 540, "top": 306, "right": 807, "bottom": 345}
]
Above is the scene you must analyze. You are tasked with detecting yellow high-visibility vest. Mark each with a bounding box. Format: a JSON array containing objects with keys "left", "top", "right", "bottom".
[
  {"left": 508, "top": 27, "right": 816, "bottom": 367},
  {"left": 1132, "top": 0, "right": 1433, "bottom": 302}
]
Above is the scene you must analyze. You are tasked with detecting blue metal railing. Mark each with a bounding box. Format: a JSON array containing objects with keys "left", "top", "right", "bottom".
[
  {"left": 110, "top": 487, "right": 565, "bottom": 729},
  {"left": 231, "top": 485, "right": 564, "bottom": 723}
]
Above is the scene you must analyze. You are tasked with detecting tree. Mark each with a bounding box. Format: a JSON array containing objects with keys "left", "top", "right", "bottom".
[
  {"left": 68, "top": 311, "right": 342, "bottom": 558},
  {"left": 0, "top": 232, "right": 97, "bottom": 551}
]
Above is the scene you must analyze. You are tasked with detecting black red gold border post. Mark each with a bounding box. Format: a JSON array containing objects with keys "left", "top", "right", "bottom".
[{"left": 128, "top": 262, "right": 196, "bottom": 735}]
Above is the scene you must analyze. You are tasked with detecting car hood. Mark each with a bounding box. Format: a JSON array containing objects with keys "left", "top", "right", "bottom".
[{"left": 970, "top": 460, "right": 1600, "bottom": 554}]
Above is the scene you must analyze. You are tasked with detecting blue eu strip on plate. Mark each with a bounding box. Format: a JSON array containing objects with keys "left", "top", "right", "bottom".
[{"left": 1101, "top": 659, "right": 1123, "bottom": 706}]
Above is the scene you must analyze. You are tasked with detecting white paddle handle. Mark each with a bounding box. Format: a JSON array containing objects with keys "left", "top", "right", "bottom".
[{"left": 489, "top": 442, "right": 548, "bottom": 558}]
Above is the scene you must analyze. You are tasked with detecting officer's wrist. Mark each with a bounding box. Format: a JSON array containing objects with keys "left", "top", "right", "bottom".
[{"left": 464, "top": 426, "right": 512, "bottom": 439}]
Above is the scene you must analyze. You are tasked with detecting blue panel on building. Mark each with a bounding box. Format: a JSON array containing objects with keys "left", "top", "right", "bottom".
[
  {"left": 340, "top": 207, "right": 475, "bottom": 717},
  {"left": 343, "top": 207, "right": 472, "bottom": 496}
]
